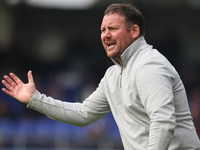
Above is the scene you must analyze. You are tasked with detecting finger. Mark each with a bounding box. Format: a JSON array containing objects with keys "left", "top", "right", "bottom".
[
  {"left": 2, "top": 87, "right": 14, "bottom": 97},
  {"left": 2, "top": 80, "right": 15, "bottom": 92},
  {"left": 28, "top": 70, "right": 34, "bottom": 84},
  {"left": 10, "top": 73, "right": 23, "bottom": 85},
  {"left": 3, "top": 75, "right": 18, "bottom": 88}
]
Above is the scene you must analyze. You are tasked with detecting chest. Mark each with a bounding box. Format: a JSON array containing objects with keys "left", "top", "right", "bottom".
[{"left": 105, "top": 65, "right": 145, "bottom": 116}]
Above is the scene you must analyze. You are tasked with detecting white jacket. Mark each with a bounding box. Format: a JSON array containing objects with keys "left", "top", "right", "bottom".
[{"left": 28, "top": 36, "right": 200, "bottom": 150}]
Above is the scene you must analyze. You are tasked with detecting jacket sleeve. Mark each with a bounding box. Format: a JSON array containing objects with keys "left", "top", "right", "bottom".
[
  {"left": 27, "top": 78, "right": 110, "bottom": 127},
  {"left": 136, "top": 60, "right": 177, "bottom": 150}
]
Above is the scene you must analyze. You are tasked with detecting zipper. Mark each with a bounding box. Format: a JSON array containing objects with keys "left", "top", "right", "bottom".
[{"left": 120, "top": 68, "right": 123, "bottom": 88}]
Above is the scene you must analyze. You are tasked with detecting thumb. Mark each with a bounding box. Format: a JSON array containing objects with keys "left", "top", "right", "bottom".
[{"left": 27, "top": 70, "right": 34, "bottom": 84}]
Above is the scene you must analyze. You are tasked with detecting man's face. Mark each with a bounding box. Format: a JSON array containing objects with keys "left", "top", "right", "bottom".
[{"left": 101, "top": 13, "right": 135, "bottom": 61}]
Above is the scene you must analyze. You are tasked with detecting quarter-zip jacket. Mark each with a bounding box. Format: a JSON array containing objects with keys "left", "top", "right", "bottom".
[{"left": 28, "top": 36, "right": 200, "bottom": 150}]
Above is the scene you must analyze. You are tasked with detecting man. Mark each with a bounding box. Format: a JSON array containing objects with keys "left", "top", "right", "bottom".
[{"left": 2, "top": 3, "right": 200, "bottom": 150}]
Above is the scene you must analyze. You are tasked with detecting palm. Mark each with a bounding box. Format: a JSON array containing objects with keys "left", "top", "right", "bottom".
[
  {"left": 2, "top": 71, "right": 36, "bottom": 104},
  {"left": 12, "top": 82, "right": 33, "bottom": 103}
]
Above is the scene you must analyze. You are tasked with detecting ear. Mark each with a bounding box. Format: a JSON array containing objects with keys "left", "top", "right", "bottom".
[{"left": 130, "top": 24, "right": 140, "bottom": 39}]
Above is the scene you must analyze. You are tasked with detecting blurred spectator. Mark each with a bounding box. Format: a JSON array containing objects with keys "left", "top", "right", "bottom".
[
  {"left": 189, "top": 87, "right": 200, "bottom": 138},
  {"left": 1, "top": 0, "right": 200, "bottom": 149}
]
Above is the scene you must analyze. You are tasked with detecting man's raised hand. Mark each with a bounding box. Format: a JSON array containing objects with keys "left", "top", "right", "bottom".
[{"left": 2, "top": 70, "right": 36, "bottom": 104}]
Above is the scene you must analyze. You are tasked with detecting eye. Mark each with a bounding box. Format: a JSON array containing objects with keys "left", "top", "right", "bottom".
[
  {"left": 101, "top": 28, "right": 106, "bottom": 33},
  {"left": 109, "top": 27, "right": 118, "bottom": 31}
]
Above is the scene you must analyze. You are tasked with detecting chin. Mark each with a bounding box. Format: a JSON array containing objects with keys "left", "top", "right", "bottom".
[
  {"left": 107, "top": 53, "right": 115, "bottom": 58},
  {"left": 106, "top": 51, "right": 116, "bottom": 58}
]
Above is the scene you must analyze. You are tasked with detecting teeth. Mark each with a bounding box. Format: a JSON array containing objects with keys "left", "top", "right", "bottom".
[
  {"left": 105, "top": 41, "right": 116, "bottom": 49},
  {"left": 108, "top": 43, "right": 115, "bottom": 46},
  {"left": 108, "top": 44, "right": 115, "bottom": 49}
]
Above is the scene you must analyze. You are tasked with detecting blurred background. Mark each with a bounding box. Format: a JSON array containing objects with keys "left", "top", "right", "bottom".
[{"left": 0, "top": 0, "right": 200, "bottom": 149}]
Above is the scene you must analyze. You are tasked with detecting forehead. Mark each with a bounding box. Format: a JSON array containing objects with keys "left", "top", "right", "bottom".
[{"left": 101, "top": 13, "right": 126, "bottom": 28}]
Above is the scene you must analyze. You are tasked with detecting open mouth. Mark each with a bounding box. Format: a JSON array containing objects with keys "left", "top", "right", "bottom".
[{"left": 107, "top": 42, "right": 116, "bottom": 50}]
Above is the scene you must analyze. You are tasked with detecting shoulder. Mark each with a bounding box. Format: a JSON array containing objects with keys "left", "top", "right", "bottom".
[
  {"left": 105, "top": 64, "right": 119, "bottom": 75},
  {"left": 136, "top": 47, "right": 174, "bottom": 70},
  {"left": 135, "top": 47, "right": 179, "bottom": 82},
  {"left": 101, "top": 64, "right": 121, "bottom": 83}
]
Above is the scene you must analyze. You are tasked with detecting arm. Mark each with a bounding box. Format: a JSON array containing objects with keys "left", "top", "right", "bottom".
[
  {"left": 2, "top": 71, "right": 110, "bottom": 127},
  {"left": 136, "top": 61, "right": 177, "bottom": 150},
  {"left": 27, "top": 83, "right": 110, "bottom": 127}
]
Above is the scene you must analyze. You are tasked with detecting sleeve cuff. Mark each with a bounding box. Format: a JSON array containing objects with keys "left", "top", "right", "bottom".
[{"left": 26, "top": 90, "right": 40, "bottom": 109}]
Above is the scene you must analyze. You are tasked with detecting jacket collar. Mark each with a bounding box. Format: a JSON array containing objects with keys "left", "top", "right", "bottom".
[{"left": 111, "top": 36, "right": 147, "bottom": 68}]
